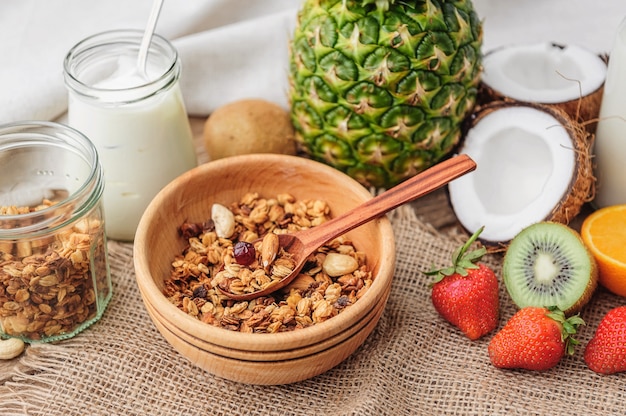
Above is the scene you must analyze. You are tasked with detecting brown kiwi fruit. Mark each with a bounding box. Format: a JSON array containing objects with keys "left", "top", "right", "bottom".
[{"left": 203, "top": 99, "right": 296, "bottom": 160}]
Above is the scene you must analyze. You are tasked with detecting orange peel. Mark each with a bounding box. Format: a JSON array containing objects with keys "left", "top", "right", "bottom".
[{"left": 581, "top": 204, "right": 626, "bottom": 297}]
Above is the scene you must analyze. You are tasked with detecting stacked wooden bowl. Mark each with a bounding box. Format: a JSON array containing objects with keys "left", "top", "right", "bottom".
[{"left": 134, "top": 154, "right": 396, "bottom": 385}]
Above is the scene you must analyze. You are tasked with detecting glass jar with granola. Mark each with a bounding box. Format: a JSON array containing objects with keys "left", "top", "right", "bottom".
[{"left": 0, "top": 121, "right": 112, "bottom": 342}]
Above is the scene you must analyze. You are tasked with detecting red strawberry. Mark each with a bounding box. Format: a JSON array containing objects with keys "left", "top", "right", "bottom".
[
  {"left": 584, "top": 306, "right": 626, "bottom": 374},
  {"left": 488, "top": 306, "right": 584, "bottom": 371},
  {"left": 426, "top": 226, "right": 499, "bottom": 340}
]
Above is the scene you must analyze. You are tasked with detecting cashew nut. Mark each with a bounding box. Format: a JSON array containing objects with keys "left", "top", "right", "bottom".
[
  {"left": 211, "top": 203, "right": 235, "bottom": 239},
  {"left": 322, "top": 253, "right": 359, "bottom": 277},
  {"left": 0, "top": 337, "right": 25, "bottom": 360}
]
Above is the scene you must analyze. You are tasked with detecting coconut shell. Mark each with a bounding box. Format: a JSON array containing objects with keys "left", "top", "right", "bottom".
[
  {"left": 478, "top": 83, "right": 604, "bottom": 136},
  {"left": 547, "top": 109, "right": 595, "bottom": 225},
  {"left": 477, "top": 44, "right": 607, "bottom": 135},
  {"left": 456, "top": 101, "right": 595, "bottom": 252}
]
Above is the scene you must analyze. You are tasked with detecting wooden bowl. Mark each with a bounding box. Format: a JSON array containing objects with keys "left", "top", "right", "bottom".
[{"left": 134, "top": 154, "right": 396, "bottom": 384}]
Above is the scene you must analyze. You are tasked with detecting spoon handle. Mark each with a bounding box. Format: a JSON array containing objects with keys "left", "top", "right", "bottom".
[
  {"left": 299, "top": 154, "right": 476, "bottom": 250},
  {"left": 137, "top": 0, "right": 165, "bottom": 77}
]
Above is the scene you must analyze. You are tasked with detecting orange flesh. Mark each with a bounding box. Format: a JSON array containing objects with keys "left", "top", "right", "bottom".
[{"left": 585, "top": 209, "right": 626, "bottom": 262}]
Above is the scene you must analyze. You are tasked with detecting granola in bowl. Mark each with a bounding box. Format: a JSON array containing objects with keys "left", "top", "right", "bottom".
[{"left": 163, "top": 192, "right": 373, "bottom": 333}]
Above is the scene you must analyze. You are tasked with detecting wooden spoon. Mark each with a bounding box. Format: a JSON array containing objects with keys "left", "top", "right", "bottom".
[{"left": 219, "top": 154, "right": 476, "bottom": 301}]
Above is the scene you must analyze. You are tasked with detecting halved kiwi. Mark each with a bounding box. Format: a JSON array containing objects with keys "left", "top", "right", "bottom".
[{"left": 502, "top": 221, "right": 598, "bottom": 315}]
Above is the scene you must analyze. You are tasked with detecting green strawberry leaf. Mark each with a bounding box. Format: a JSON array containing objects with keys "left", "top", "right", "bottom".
[
  {"left": 425, "top": 226, "right": 487, "bottom": 284},
  {"left": 545, "top": 306, "right": 585, "bottom": 355}
]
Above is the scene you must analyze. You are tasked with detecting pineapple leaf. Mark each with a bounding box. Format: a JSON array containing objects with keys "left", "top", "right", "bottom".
[{"left": 362, "top": 0, "right": 394, "bottom": 11}]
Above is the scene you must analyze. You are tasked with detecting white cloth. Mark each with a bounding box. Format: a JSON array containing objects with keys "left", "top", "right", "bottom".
[{"left": 1, "top": 0, "right": 625, "bottom": 125}]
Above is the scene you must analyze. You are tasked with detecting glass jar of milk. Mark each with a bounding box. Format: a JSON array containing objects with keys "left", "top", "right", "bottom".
[
  {"left": 63, "top": 29, "right": 197, "bottom": 241},
  {"left": 593, "top": 17, "right": 626, "bottom": 208}
]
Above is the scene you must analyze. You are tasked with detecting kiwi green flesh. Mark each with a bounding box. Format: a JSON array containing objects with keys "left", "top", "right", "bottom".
[{"left": 503, "top": 222, "right": 597, "bottom": 315}]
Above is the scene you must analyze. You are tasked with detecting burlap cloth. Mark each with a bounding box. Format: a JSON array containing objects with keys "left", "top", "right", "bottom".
[{"left": 0, "top": 187, "right": 624, "bottom": 416}]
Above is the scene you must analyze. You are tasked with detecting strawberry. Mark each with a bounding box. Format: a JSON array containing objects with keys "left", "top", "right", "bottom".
[
  {"left": 584, "top": 306, "right": 626, "bottom": 374},
  {"left": 488, "top": 306, "right": 584, "bottom": 371},
  {"left": 425, "top": 226, "right": 499, "bottom": 340}
]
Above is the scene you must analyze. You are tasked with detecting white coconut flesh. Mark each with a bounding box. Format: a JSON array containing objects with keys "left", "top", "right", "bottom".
[
  {"left": 481, "top": 43, "right": 606, "bottom": 103},
  {"left": 449, "top": 106, "right": 576, "bottom": 244}
]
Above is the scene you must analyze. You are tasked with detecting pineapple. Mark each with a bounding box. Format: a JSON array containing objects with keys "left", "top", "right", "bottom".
[{"left": 288, "top": 0, "right": 483, "bottom": 188}]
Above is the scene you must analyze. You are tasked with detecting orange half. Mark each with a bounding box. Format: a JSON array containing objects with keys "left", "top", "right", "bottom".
[{"left": 581, "top": 204, "right": 626, "bottom": 297}]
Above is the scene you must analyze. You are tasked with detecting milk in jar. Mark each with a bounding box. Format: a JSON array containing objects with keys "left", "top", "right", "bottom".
[
  {"left": 63, "top": 30, "right": 197, "bottom": 241},
  {"left": 594, "top": 17, "right": 626, "bottom": 208}
]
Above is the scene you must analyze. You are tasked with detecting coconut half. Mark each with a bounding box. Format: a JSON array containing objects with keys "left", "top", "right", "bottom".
[
  {"left": 479, "top": 43, "right": 607, "bottom": 129},
  {"left": 449, "top": 101, "right": 594, "bottom": 249}
]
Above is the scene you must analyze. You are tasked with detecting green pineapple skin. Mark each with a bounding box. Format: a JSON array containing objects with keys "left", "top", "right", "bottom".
[{"left": 289, "top": 0, "right": 483, "bottom": 188}]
